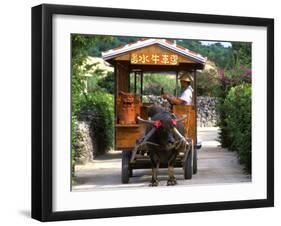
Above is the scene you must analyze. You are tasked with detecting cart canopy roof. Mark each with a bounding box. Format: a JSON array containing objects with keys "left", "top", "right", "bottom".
[{"left": 102, "top": 39, "right": 207, "bottom": 70}]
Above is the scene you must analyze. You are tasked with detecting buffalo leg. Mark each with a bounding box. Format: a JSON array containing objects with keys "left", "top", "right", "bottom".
[
  {"left": 167, "top": 154, "right": 177, "bottom": 186},
  {"left": 150, "top": 153, "right": 160, "bottom": 186}
]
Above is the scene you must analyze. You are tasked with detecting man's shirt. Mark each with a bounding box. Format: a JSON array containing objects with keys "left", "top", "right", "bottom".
[{"left": 180, "top": 85, "right": 193, "bottom": 105}]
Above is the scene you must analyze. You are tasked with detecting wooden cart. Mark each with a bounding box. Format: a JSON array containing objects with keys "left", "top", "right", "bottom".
[{"left": 102, "top": 39, "right": 206, "bottom": 183}]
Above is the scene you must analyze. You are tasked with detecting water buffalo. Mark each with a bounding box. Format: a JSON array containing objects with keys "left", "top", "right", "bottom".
[{"left": 137, "top": 106, "right": 189, "bottom": 186}]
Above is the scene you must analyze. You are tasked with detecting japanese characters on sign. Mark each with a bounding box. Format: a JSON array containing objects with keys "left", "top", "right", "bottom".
[{"left": 130, "top": 53, "right": 179, "bottom": 65}]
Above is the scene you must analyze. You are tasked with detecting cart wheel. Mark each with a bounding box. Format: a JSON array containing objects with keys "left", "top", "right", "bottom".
[
  {"left": 184, "top": 149, "right": 192, "bottom": 179},
  {"left": 122, "top": 151, "right": 131, "bottom": 183},
  {"left": 193, "top": 148, "right": 198, "bottom": 174}
]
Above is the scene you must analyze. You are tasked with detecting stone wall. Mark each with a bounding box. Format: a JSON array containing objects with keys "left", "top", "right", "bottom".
[
  {"left": 75, "top": 112, "right": 96, "bottom": 164},
  {"left": 197, "top": 96, "right": 219, "bottom": 127},
  {"left": 75, "top": 120, "right": 94, "bottom": 164}
]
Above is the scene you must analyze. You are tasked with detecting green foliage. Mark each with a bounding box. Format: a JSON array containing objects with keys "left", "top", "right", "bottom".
[
  {"left": 71, "top": 34, "right": 114, "bottom": 178},
  {"left": 232, "top": 42, "right": 252, "bottom": 68},
  {"left": 178, "top": 40, "right": 251, "bottom": 70},
  {"left": 177, "top": 40, "right": 234, "bottom": 69},
  {"left": 87, "top": 75, "right": 99, "bottom": 93},
  {"left": 213, "top": 42, "right": 252, "bottom": 172},
  {"left": 144, "top": 74, "right": 176, "bottom": 95},
  {"left": 71, "top": 35, "right": 94, "bottom": 179},
  {"left": 129, "top": 73, "right": 176, "bottom": 97},
  {"left": 97, "top": 71, "right": 114, "bottom": 94},
  {"left": 87, "top": 37, "right": 251, "bottom": 74},
  {"left": 78, "top": 92, "right": 114, "bottom": 155},
  {"left": 219, "top": 83, "right": 252, "bottom": 172},
  {"left": 196, "top": 61, "right": 221, "bottom": 96},
  {"left": 143, "top": 73, "right": 176, "bottom": 96},
  {"left": 197, "top": 71, "right": 220, "bottom": 96},
  {"left": 89, "top": 37, "right": 247, "bottom": 70},
  {"left": 89, "top": 36, "right": 139, "bottom": 57}
]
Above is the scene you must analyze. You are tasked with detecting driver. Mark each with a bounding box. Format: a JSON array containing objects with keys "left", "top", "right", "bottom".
[{"left": 162, "top": 72, "right": 193, "bottom": 106}]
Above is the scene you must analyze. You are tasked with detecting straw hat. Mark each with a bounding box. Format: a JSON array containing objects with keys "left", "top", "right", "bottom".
[{"left": 179, "top": 71, "right": 193, "bottom": 82}]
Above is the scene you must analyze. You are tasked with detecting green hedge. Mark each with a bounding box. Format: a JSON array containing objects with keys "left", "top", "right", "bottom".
[
  {"left": 220, "top": 83, "right": 251, "bottom": 172},
  {"left": 71, "top": 90, "right": 114, "bottom": 180},
  {"left": 78, "top": 91, "right": 114, "bottom": 156}
]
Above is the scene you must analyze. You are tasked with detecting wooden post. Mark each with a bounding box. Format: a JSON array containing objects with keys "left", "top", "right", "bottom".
[
  {"left": 114, "top": 65, "right": 117, "bottom": 148},
  {"left": 134, "top": 71, "right": 137, "bottom": 93},
  {"left": 176, "top": 71, "right": 179, "bottom": 97},
  {"left": 128, "top": 72, "right": 131, "bottom": 92},
  {"left": 140, "top": 71, "right": 143, "bottom": 101},
  {"left": 193, "top": 69, "right": 197, "bottom": 146}
]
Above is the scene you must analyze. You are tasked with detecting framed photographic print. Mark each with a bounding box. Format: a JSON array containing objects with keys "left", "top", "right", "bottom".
[{"left": 32, "top": 4, "right": 274, "bottom": 222}]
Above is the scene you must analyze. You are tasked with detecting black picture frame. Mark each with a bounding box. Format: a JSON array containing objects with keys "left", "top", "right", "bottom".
[{"left": 32, "top": 4, "right": 274, "bottom": 222}]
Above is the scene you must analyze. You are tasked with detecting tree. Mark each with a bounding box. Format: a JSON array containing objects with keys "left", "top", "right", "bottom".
[
  {"left": 71, "top": 34, "right": 113, "bottom": 178},
  {"left": 232, "top": 42, "right": 251, "bottom": 67}
]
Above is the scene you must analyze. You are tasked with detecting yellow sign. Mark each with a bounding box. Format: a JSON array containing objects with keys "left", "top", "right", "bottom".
[{"left": 131, "top": 53, "right": 179, "bottom": 65}]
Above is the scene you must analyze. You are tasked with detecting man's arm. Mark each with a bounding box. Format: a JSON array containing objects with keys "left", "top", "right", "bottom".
[{"left": 162, "top": 93, "right": 186, "bottom": 105}]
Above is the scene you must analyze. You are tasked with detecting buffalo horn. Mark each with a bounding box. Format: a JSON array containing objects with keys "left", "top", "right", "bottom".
[
  {"left": 176, "top": 114, "right": 187, "bottom": 122},
  {"left": 173, "top": 127, "right": 186, "bottom": 141},
  {"left": 137, "top": 116, "right": 155, "bottom": 125}
]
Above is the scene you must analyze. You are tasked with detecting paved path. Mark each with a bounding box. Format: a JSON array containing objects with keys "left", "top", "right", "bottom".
[{"left": 73, "top": 127, "right": 251, "bottom": 191}]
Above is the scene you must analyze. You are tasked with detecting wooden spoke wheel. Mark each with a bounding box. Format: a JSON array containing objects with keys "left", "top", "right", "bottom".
[
  {"left": 183, "top": 147, "right": 192, "bottom": 179},
  {"left": 193, "top": 147, "right": 198, "bottom": 174},
  {"left": 121, "top": 150, "right": 131, "bottom": 183}
]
